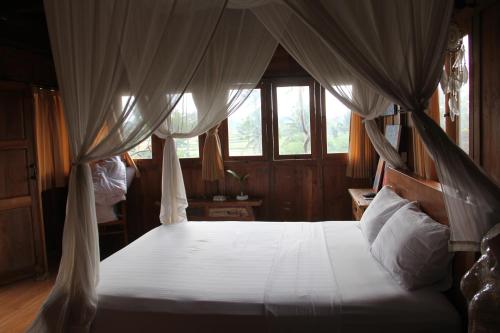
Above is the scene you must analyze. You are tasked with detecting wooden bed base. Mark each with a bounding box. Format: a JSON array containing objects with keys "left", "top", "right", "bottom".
[{"left": 383, "top": 166, "right": 476, "bottom": 323}]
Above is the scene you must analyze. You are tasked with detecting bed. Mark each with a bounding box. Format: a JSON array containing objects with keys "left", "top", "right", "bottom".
[{"left": 91, "top": 168, "right": 462, "bottom": 332}]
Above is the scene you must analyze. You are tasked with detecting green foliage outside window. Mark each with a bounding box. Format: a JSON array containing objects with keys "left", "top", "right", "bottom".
[{"left": 276, "top": 86, "right": 311, "bottom": 155}]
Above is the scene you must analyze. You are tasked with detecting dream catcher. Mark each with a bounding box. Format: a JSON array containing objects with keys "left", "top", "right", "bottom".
[{"left": 440, "top": 23, "right": 469, "bottom": 122}]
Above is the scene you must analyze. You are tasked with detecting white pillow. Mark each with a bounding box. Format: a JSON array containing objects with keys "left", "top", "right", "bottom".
[
  {"left": 370, "top": 202, "right": 451, "bottom": 291},
  {"left": 360, "top": 186, "right": 409, "bottom": 244}
]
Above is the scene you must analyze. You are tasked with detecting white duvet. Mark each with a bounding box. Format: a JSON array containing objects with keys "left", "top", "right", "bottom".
[
  {"left": 93, "top": 221, "right": 460, "bottom": 332},
  {"left": 92, "top": 157, "right": 128, "bottom": 223}
]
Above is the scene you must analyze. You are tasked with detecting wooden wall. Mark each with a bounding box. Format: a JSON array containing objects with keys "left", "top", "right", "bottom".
[
  {"left": 0, "top": 46, "right": 56, "bottom": 88},
  {"left": 476, "top": 1, "right": 500, "bottom": 183},
  {"left": 0, "top": 46, "right": 61, "bottom": 259}
]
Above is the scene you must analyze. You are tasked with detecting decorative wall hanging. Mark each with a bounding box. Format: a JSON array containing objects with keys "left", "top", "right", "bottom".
[{"left": 440, "top": 23, "right": 468, "bottom": 122}]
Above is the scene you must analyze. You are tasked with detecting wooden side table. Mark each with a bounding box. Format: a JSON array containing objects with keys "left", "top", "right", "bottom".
[
  {"left": 187, "top": 198, "right": 263, "bottom": 221},
  {"left": 348, "top": 188, "right": 373, "bottom": 221}
]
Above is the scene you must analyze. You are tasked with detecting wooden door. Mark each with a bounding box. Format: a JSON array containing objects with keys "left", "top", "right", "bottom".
[{"left": 0, "top": 82, "right": 47, "bottom": 284}]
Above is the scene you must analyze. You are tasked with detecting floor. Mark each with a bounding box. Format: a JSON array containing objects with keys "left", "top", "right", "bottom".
[{"left": 0, "top": 275, "right": 55, "bottom": 333}]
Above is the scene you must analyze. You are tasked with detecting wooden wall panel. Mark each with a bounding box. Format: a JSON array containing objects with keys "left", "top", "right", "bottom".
[
  {"left": 223, "top": 161, "right": 271, "bottom": 219},
  {"left": 323, "top": 158, "right": 372, "bottom": 221},
  {"left": 480, "top": 2, "right": 500, "bottom": 184},
  {"left": 0, "top": 150, "right": 30, "bottom": 199},
  {"left": 0, "top": 91, "right": 25, "bottom": 140},
  {"left": 323, "top": 161, "right": 350, "bottom": 221},
  {"left": 0, "top": 82, "right": 46, "bottom": 283},
  {"left": 0, "top": 46, "right": 57, "bottom": 87},
  {"left": 182, "top": 165, "right": 206, "bottom": 199},
  {"left": 0, "top": 207, "right": 36, "bottom": 277}
]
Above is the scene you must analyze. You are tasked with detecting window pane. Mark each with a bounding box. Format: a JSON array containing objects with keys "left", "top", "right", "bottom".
[
  {"left": 438, "top": 88, "right": 446, "bottom": 130},
  {"left": 228, "top": 89, "right": 262, "bottom": 156},
  {"left": 129, "top": 137, "right": 152, "bottom": 159},
  {"left": 175, "top": 137, "right": 199, "bottom": 158},
  {"left": 170, "top": 93, "right": 200, "bottom": 159},
  {"left": 459, "top": 35, "right": 470, "bottom": 154},
  {"left": 122, "top": 95, "right": 153, "bottom": 159},
  {"left": 325, "top": 87, "right": 351, "bottom": 153},
  {"left": 276, "top": 86, "right": 311, "bottom": 155}
]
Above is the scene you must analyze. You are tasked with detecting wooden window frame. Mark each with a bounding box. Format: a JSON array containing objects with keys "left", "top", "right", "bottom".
[
  {"left": 271, "top": 78, "right": 317, "bottom": 161},
  {"left": 128, "top": 135, "right": 154, "bottom": 161},
  {"left": 319, "top": 86, "right": 351, "bottom": 160},
  {"left": 221, "top": 82, "right": 269, "bottom": 162}
]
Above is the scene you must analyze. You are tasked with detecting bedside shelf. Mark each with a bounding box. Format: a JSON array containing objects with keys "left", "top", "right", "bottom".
[
  {"left": 187, "top": 198, "right": 263, "bottom": 221},
  {"left": 348, "top": 188, "right": 373, "bottom": 221}
]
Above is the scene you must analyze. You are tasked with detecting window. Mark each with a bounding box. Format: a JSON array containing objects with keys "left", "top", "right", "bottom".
[
  {"left": 275, "top": 85, "right": 312, "bottom": 156},
  {"left": 170, "top": 93, "right": 200, "bottom": 159},
  {"left": 438, "top": 88, "right": 446, "bottom": 130},
  {"left": 122, "top": 96, "right": 153, "bottom": 159},
  {"left": 458, "top": 35, "right": 470, "bottom": 154},
  {"left": 437, "top": 34, "right": 470, "bottom": 154},
  {"left": 324, "top": 87, "right": 351, "bottom": 153},
  {"left": 227, "top": 89, "right": 263, "bottom": 157},
  {"left": 129, "top": 138, "right": 153, "bottom": 159}
]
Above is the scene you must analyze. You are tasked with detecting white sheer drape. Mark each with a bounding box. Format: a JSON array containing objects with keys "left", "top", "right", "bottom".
[
  {"left": 30, "top": 1, "right": 226, "bottom": 331},
  {"left": 278, "top": 0, "right": 500, "bottom": 249},
  {"left": 155, "top": 9, "right": 277, "bottom": 224},
  {"left": 411, "top": 111, "right": 500, "bottom": 250},
  {"left": 252, "top": 2, "right": 406, "bottom": 169}
]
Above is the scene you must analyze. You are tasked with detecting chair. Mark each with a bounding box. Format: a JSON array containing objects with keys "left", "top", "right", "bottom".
[
  {"left": 95, "top": 160, "right": 136, "bottom": 248},
  {"left": 97, "top": 200, "right": 128, "bottom": 245}
]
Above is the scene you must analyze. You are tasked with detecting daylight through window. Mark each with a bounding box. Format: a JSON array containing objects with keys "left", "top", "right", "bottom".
[
  {"left": 276, "top": 85, "right": 311, "bottom": 156},
  {"left": 228, "top": 89, "right": 263, "bottom": 157},
  {"left": 325, "top": 87, "right": 351, "bottom": 154},
  {"left": 170, "top": 93, "right": 200, "bottom": 159},
  {"left": 458, "top": 35, "right": 470, "bottom": 154},
  {"left": 122, "top": 95, "right": 153, "bottom": 159}
]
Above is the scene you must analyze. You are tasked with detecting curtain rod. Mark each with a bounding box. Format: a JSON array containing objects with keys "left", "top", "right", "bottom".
[
  {"left": 1, "top": 79, "right": 59, "bottom": 92},
  {"left": 32, "top": 83, "right": 59, "bottom": 92}
]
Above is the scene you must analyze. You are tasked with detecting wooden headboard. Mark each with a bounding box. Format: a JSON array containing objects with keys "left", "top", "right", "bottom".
[{"left": 383, "top": 166, "right": 448, "bottom": 226}]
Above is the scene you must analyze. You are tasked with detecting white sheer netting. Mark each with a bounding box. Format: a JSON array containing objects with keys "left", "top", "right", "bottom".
[
  {"left": 252, "top": 1, "right": 406, "bottom": 168},
  {"left": 154, "top": 8, "right": 277, "bottom": 224},
  {"left": 411, "top": 111, "right": 500, "bottom": 250},
  {"left": 29, "top": 0, "right": 226, "bottom": 331},
  {"left": 276, "top": 0, "right": 499, "bottom": 249}
]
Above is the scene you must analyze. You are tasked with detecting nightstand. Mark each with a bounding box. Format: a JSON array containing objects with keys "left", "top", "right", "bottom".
[{"left": 348, "top": 188, "right": 373, "bottom": 221}]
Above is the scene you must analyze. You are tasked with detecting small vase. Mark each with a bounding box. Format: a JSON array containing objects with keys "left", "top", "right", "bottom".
[{"left": 236, "top": 193, "right": 248, "bottom": 201}]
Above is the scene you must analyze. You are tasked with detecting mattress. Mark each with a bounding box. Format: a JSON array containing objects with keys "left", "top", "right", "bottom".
[{"left": 92, "top": 221, "right": 461, "bottom": 332}]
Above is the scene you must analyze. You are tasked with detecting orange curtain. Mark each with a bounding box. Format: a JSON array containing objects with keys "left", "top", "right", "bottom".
[
  {"left": 412, "top": 90, "right": 439, "bottom": 180},
  {"left": 201, "top": 125, "right": 225, "bottom": 181},
  {"left": 346, "top": 113, "right": 376, "bottom": 179},
  {"left": 34, "top": 88, "right": 71, "bottom": 191}
]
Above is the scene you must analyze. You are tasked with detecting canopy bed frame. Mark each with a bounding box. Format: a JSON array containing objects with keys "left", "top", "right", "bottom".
[{"left": 29, "top": 1, "right": 500, "bottom": 332}]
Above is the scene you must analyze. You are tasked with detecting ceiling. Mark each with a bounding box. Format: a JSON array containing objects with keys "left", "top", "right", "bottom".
[
  {"left": 0, "top": 0, "right": 473, "bottom": 55},
  {"left": 0, "top": 0, "right": 50, "bottom": 53}
]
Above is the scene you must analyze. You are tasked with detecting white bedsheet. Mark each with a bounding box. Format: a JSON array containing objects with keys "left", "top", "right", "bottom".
[{"left": 93, "top": 221, "right": 460, "bottom": 332}]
